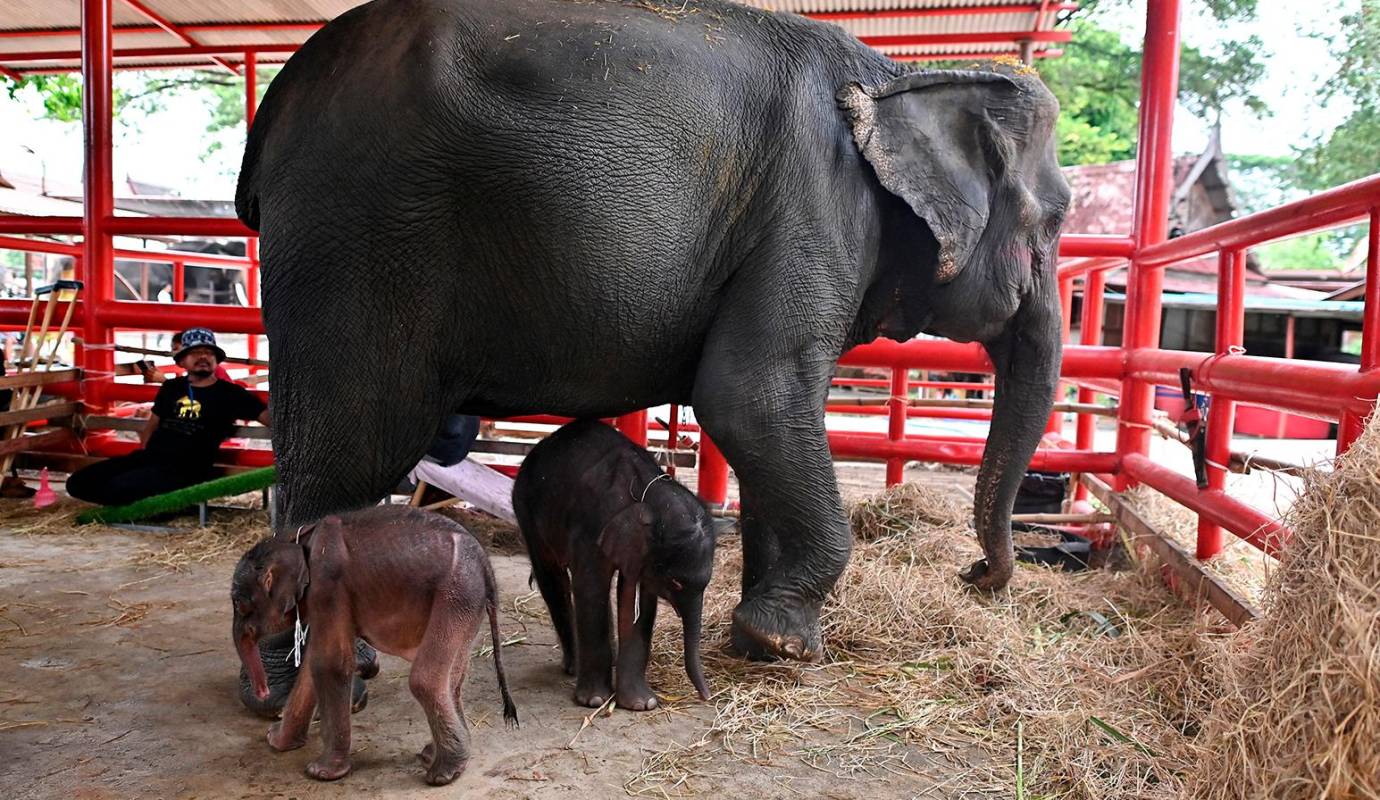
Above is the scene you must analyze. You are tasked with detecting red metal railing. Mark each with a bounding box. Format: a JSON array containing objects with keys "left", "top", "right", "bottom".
[{"left": 2, "top": 0, "right": 1378, "bottom": 573}]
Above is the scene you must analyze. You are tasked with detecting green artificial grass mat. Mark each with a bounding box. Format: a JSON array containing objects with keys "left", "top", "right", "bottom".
[{"left": 77, "top": 465, "right": 277, "bottom": 525}]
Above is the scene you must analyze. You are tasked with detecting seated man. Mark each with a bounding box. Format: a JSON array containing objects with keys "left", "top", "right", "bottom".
[
  {"left": 138, "top": 330, "right": 239, "bottom": 385},
  {"left": 68, "top": 328, "right": 269, "bottom": 506}
]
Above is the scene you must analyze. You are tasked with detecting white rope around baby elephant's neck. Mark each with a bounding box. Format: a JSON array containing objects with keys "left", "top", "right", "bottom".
[
  {"left": 638, "top": 473, "right": 671, "bottom": 503},
  {"left": 286, "top": 525, "right": 310, "bottom": 667}
]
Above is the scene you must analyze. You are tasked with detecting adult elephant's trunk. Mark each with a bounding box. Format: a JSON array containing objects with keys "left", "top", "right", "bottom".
[
  {"left": 962, "top": 267, "right": 1063, "bottom": 591},
  {"left": 678, "top": 595, "right": 710, "bottom": 701}
]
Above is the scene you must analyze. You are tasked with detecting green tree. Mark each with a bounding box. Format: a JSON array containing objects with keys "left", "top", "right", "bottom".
[
  {"left": 1035, "top": 5, "right": 1268, "bottom": 166},
  {"left": 2, "top": 67, "right": 275, "bottom": 143},
  {"left": 1038, "top": 20, "right": 1141, "bottom": 165},
  {"left": 1296, "top": 0, "right": 1380, "bottom": 189}
]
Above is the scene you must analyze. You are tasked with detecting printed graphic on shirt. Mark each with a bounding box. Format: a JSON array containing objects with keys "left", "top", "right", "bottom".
[{"left": 177, "top": 395, "right": 202, "bottom": 420}]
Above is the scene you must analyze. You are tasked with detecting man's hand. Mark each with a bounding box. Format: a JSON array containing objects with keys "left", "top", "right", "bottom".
[
  {"left": 140, "top": 412, "right": 160, "bottom": 446},
  {"left": 137, "top": 360, "right": 167, "bottom": 384}
]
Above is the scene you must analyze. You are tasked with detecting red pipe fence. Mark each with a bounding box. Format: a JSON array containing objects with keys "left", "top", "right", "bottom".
[{"left": 0, "top": 0, "right": 1376, "bottom": 570}]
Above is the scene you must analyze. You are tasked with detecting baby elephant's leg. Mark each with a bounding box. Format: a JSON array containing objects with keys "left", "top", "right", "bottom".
[
  {"left": 571, "top": 558, "right": 614, "bottom": 707},
  {"left": 615, "top": 577, "right": 660, "bottom": 711},
  {"left": 412, "top": 596, "right": 482, "bottom": 786},
  {"left": 303, "top": 621, "right": 357, "bottom": 781}
]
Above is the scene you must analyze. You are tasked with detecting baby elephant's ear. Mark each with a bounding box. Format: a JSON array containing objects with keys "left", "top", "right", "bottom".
[{"left": 598, "top": 503, "right": 654, "bottom": 580}]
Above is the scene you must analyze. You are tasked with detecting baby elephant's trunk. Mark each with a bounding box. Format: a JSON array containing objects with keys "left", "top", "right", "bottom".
[
  {"left": 234, "top": 621, "right": 269, "bottom": 701},
  {"left": 483, "top": 558, "right": 519, "bottom": 726},
  {"left": 679, "top": 595, "right": 710, "bottom": 701}
]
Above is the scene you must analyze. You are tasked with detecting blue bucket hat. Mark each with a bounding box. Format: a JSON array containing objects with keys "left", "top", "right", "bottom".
[{"left": 173, "top": 327, "right": 227, "bottom": 364}]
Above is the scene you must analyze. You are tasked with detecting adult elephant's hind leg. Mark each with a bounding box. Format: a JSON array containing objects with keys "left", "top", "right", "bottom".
[{"left": 693, "top": 335, "right": 851, "bottom": 663}]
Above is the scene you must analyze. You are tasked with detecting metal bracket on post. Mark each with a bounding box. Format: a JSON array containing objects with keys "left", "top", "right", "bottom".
[{"left": 1178, "top": 368, "right": 1208, "bottom": 489}]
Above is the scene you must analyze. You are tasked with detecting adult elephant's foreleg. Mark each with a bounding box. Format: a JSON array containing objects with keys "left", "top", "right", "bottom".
[
  {"left": 738, "top": 483, "right": 781, "bottom": 599},
  {"left": 271, "top": 365, "right": 442, "bottom": 531},
  {"left": 694, "top": 355, "right": 850, "bottom": 662}
]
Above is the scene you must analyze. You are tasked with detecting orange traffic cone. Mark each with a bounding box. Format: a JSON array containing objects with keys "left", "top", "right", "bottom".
[{"left": 34, "top": 467, "right": 56, "bottom": 509}]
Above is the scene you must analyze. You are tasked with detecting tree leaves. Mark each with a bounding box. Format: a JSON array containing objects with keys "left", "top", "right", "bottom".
[{"left": 1296, "top": 0, "right": 1380, "bottom": 190}]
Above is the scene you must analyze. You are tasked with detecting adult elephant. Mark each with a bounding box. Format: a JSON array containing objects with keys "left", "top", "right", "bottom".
[{"left": 237, "top": 0, "right": 1070, "bottom": 661}]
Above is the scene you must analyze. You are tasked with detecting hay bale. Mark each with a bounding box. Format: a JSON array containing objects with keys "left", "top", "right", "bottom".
[{"left": 1184, "top": 420, "right": 1380, "bottom": 799}]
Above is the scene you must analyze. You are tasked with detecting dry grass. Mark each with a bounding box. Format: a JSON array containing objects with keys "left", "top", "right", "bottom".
[
  {"left": 0, "top": 492, "right": 270, "bottom": 570},
  {"left": 638, "top": 482, "right": 1223, "bottom": 798},
  {"left": 1183, "top": 418, "right": 1380, "bottom": 799},
  {"left": 1127, "top": 485, "right": 1276, "bottom": 608}
]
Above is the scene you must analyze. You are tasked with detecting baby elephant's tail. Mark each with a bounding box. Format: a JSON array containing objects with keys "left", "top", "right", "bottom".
[{"left": 482, "top": 556, "right": 519, "bottom": 727}]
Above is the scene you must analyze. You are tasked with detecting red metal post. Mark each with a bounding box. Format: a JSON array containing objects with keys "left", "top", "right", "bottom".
[
  {"left": 1074, "top": 269, "right": 1106, "bottom": 501},
  {"left": 172, "top": 260, "right": 185, "bottom": 302},
  {"left": 1275, "top": 314, "right": 1296, "bottom": 439},
  {"left": 697, "top": 433, "right": 730, "bottom": 507},
  {"left": 1197, "top": 249, "right": 1245, "bottom": 559},
  {"left": 245, "top": 50, "right": 262, "bottom": 372},
  {"left": 665, "top": 404, "right": 681, "bottom": 477},
  {"left": 1338, "top": 207, "right": 1380, "bottom": 452},
  {"left": 616, "top": 410, "right": 649, "bottom": 448},
  {"left": 81, "top": 0, "right": 115, "bottom": 407},
  {"left": 1115, "top": 0, "right": 1181, "bottom": 490},
  {"left": 886, "top": 367, "right": 909, "bottom": 486},
  {"left": 1046, "top": 274, "right": 1075, "bottom": 435}
]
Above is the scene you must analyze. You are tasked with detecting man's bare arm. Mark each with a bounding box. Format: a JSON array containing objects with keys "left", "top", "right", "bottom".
[{"left": 140, "top": 413, "right": 160, "bottom": 446}]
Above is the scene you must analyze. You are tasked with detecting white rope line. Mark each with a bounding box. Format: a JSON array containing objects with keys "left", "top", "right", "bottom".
[
  {"left": 289, "top": 523, "right": 310, "bottom": 667},
  {"left": 638, "top": 473, "right": 672, "bottom": 503}
]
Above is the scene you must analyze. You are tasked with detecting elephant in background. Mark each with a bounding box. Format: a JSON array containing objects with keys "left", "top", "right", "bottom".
[{"left": 236, "top": 0, "right": 1070, "bottom": 662}]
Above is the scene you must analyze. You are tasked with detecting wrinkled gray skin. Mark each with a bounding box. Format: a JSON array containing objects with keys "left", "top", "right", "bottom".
[
  {"left": 512, "top": 419, "right": 720, "bottom": 711},
  {"left": 236, "top": 0, "right": 1070, "bottom": 662}
]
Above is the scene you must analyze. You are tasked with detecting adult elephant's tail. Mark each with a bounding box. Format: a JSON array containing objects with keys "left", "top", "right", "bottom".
[{"left": 962, "top": 263, "right": 1063, "bottom": 591}]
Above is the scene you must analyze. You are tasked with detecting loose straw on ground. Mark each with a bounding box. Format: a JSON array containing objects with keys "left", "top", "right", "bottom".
[{"left": 635, "top": 482, "right": 1226, "bottom": 798}]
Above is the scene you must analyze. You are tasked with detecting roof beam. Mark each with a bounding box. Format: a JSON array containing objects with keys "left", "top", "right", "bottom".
[
  {"left": 118, "top": 0, "right": 239, "bottom": 74},
  {"left": 0, "top": 42, "right": 297, "bottom": 64},
  {"left": 0, "top": 21, "right": 323, "bottom": 39},
  {"left": 861, "top": 30, "right": 1071, "bottom": 48},
  {"left": 808, "top": 3, "right": 1078, "bottom": 22},
  {"left": 892, "top": 48, "right": 1063, "bottom": 63}
]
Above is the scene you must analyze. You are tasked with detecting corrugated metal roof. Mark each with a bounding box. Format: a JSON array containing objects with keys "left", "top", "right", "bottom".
[{"left": 0, "top": 0, "right": 1069, "bottom": 73}]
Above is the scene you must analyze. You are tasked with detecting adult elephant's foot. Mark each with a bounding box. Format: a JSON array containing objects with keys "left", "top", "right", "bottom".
[{"left": 729, "top": 592, "right": 823, "bottom": 662}]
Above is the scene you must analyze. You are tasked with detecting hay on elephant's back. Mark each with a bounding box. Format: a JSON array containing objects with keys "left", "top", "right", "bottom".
[{"left": 1183, "top": 418, "right": 1380, "bottom": 799}]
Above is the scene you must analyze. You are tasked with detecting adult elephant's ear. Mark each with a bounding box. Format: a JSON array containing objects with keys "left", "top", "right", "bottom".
[
  {"left": 838, "top": 71, "right": 1020, "bottom": 282},
  {"left": 599, "top": 503, "right": 654, "bottom": 581}
]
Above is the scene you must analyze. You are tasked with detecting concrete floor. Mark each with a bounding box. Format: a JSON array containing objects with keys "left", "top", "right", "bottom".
[{"left": 0, "top": 462, "right": 975, "bottom": 799}]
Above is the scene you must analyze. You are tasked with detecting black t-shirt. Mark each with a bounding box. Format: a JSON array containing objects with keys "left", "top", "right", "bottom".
[{"left": 146, "top": 377, "right": 267, "bottom": 466}]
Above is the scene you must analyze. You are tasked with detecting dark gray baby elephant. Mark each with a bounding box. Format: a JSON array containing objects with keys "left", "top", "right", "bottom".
[{"left": 513, "top": 419, "right": 721, "bottom": 710}]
